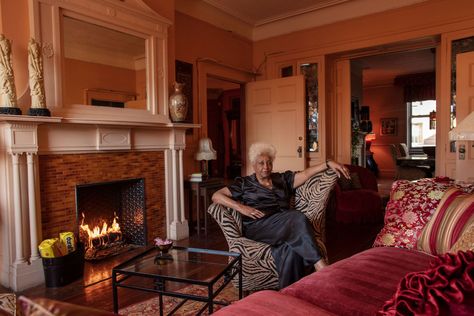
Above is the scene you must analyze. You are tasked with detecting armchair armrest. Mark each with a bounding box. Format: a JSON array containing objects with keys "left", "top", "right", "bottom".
[{"left": 208, "top": 203, "right": 242, "bottom": 240}]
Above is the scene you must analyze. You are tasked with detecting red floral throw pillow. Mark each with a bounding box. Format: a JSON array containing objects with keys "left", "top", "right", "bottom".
[
  {"left": 373, "top": 178, "right": 474, "bottom": 249},
  {"left": 378, "top": 251, "right": 474, "bottom": 316}
]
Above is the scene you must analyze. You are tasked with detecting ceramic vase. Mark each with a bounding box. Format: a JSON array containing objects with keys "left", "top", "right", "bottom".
[{"left": 169, "top": 82, "right": 188, "bottom": 122}]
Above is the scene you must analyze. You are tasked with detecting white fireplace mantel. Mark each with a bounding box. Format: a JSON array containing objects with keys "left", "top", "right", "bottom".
[{"left": 0, "top": 114, "right": 199, "bottom": 291}]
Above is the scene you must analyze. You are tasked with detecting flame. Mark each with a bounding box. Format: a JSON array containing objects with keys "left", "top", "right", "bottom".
[{"left": 80, "top": 213, "right": 122, "bottom": 249}]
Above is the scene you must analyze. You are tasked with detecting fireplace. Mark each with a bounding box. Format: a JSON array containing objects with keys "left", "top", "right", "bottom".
[
  {"left": 76, "top": 178, "right": 146, "bottom": 260},
  {"left": 0, "top": 117, "right": 189, "bottom": 291}
]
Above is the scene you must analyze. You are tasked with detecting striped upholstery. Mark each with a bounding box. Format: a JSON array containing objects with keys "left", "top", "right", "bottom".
[
  {"left": 417, "top": 188, "right": 474, "bottom": 255},
  {"left": 208, "top": 169, "right": 338, "bottom": 291}
]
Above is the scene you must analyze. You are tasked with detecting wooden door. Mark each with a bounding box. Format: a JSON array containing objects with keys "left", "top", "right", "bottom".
[
  {"left": 455, "top": 51, "right": 474, "bottom": 182},
  {"left": 334, "top": 60, "right": 352, "bottom": 164},
  {"left": 245, "top": 76, "right": 305, "bottom": 174}
]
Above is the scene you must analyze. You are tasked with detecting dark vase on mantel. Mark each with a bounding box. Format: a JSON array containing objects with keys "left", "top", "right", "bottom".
[{"left": 169, "top": 82, "right": 188, "bottom": 122}]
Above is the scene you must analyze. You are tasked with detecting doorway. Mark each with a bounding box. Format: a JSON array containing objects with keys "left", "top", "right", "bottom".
[
  {"left": 352, "top": 48, "right": 436, "bottom": 178},
  {"left": 206, "top": 76, "right": 243, "bottom": 180}
]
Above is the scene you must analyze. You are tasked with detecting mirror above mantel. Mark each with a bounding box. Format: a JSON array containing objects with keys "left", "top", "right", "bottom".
[
  {"left": 63, "top": 16, "right": 147, "bottom": 110},
  {"left": 30, "top": 0, "right": 171, "bottom": 124}
]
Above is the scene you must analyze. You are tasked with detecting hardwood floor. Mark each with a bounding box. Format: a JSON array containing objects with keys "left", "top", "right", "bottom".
[{"left": 15, "top": 179, "right": 391, "bottom": 312}]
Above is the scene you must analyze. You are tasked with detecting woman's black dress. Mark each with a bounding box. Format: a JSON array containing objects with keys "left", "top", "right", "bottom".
[{"left": 228, "top": 171, "right": 322, "bottom": 288}]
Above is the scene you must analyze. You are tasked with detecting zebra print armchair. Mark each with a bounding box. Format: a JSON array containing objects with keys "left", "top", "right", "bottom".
[{"left": 207, "top": 169, "right": 338, "bottom": 292}]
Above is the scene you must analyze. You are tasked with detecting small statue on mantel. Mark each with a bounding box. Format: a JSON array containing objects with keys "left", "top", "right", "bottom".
[
  {"left": 28, "top": 38, "right": 50, "bottom": 116},
  {"left": 0, "top": 34, "right": 21, "bottom": 115}
]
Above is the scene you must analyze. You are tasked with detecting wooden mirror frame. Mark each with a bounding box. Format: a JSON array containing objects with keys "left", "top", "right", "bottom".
[{"left": 29, "top": 0, "right": 171, "bottom": 124}]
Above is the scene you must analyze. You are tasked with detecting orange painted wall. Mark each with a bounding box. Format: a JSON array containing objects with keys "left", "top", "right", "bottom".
[
  {"left": 0, "top": 0, "right": 30, "bottom": 111},
  {"left": 63, "top": 58, "right": 139, "bottom": 106},
  {"left": 175, "top": 11, "right": 253, "bottom": 176},
  {"left": 253, "top": 0, "right": 474, "bottom": 72},
  {"left": 364, "top": 85, "right": 406, "bottom": 177}
]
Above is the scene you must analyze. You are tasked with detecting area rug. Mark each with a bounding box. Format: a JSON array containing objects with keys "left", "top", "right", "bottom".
[{"left": 119, "top": 282, "right": 238, "bottom": 316}]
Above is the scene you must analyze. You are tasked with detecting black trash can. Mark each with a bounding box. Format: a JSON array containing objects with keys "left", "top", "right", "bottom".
[{"left": 42, "top": 243, "right": 84, "bottom": 287}]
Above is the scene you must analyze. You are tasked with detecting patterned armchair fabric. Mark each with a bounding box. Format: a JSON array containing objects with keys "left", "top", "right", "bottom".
[{"left": 208, "top": 169, "right": 338, "bottom": 291}]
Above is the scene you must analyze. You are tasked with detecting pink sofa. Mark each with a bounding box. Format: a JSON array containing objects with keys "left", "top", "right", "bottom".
[
  {"left": 215, "top": 178, "right": 474, "bottom": 316},
  {"left": 215, "top": 247, "right": 434, "bottom": 316}
]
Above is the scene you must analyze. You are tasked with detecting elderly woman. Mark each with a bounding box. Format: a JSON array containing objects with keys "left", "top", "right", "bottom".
[{"left": 212, "top": 142, "right": 350, "bottom": 289}]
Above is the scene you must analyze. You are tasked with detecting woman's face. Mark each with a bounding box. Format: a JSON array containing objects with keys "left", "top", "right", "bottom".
[{"left": 253, "top": 154, "right": 273, "bottom": 179}]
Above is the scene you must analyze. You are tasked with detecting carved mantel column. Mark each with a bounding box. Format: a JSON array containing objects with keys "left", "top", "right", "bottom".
[
  {"left": 0, "top": 116, "right": 60, "bottom": 291},
  {"left": 166, "top": 127, "right": 189, "bottom": 240}
]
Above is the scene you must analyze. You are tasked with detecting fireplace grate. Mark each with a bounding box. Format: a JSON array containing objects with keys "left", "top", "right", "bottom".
[{"left": 75, "top": 178, "right": 146, "bottom": 260}]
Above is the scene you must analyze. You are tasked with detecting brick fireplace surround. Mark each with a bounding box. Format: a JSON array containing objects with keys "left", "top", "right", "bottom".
[
  {"left": 39, "top": 152, "right": 165, "bottom": 241},
  {"left": 0, "top": 115, "right": 193, "bottom": 291}
]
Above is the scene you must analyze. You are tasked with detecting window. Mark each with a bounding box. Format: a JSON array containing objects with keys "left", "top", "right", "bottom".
[
  {"left": 407, "top": 100, "right": 436, "bottom": 150},
  {"left": 300, "top": 63, "right": 319, "bottom": 152}
]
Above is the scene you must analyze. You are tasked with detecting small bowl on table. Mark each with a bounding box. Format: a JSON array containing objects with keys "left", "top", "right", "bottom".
[{"left": 156, "top": 242, "right": 173, "bottom": 255}]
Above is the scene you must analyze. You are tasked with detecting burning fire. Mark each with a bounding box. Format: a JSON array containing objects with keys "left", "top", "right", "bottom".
[{"left": 80, "top": 213, "right": 122, "bottom": 249}]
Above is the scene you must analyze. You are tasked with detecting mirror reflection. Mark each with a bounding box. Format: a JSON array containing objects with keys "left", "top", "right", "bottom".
[{"left": 62, "top": 16, "right": 147, "bottom": 109}]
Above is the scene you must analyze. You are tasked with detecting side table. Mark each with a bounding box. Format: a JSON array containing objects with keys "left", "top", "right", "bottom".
[{"left": 185, "top": 178, "right": 225, "bottom": 236}]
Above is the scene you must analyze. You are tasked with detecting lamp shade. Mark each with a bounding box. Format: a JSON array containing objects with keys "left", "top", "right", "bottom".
[
  {"left": 449, "top": 111, "right": 474, "bottom": 140},
  {"left": 195, "top": 138, "right": 217, "bottom": 161},
  {"left": 365, "top": 132, "right": 376, "bottom": 142}
]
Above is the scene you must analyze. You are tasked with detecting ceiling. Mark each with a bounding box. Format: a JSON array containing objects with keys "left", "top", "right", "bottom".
[
  {"left": 176, "top": 0, "right": 435, "bottom": 84},
  {"left": 176, "top": 0, "right": 428, "bottom": 41},
  {"left": 355, "top": 49, "right": 436, "bottom": 86}
]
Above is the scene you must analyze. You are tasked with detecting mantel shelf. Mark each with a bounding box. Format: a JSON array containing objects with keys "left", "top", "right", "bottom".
[{"left": 0, "top": 114, "right": 62, "bottom": 124}]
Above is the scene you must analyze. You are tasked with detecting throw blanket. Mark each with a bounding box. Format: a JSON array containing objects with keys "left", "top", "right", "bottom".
[{"left": 379, "top": 251, "right": 474, "bottom": 315}]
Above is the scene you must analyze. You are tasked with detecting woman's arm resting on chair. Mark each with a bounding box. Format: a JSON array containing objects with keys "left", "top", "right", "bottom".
[
  {"left": 212, "top": 187, "right": 265, "bottom": 219},
  {"left": 293, "top": 160, "right": 350, "bottom": 188}
]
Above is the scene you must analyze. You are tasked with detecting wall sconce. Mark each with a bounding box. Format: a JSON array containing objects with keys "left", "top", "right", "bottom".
[
  {"left": 429, "top": 110, "right": 436, "bottom": 129},
  {"left": 195, "top": 138, "right": 217, "bottom": 179}
]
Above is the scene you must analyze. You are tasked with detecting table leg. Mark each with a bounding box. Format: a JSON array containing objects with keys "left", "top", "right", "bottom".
[
  {"left": 208, "top": 284, "right": 214, "bottom": 314},
  {"left": 159, "top": 293, "right": 164, "bottom": 316},
  {"left": 188, "top": 185, "right": 193, "bottom": 233},
  {"left": 203, "top": 188, "right": 208, "bottom": 236},
  {"left": 196, "top": 184, "right": 201, "bottom": 236},
  {"left": 112, "top": 271, "right": 118, "bottom": 313}
]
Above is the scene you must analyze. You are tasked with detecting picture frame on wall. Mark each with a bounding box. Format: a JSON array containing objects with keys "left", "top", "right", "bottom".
[
  {"left": 380, "top": 118, "right": 398, "bottom": 136},
  {"left": 175, "top": 60, "right": 193, "bottom": 126}
]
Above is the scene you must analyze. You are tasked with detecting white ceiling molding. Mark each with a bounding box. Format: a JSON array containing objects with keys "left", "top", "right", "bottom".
[
  {"left": 176, "top": 0, "right": 427, "bottom": 42},
  {"left": 175, "top": 0, "right": 253, "bottom": 40},
  {"left": 203, "top": 0, "right": 352, "bottom": 26}
]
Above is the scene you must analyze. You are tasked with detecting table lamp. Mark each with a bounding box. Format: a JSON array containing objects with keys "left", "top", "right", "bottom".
[
  {"left": 195, "top": 138, "right": 217, "bottom": 179},
  {"left": 449, "top": 111, "right": 474, "bottom": 183}
]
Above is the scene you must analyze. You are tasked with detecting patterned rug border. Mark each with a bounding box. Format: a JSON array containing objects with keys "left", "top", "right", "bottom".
[{"left": 119, "top": 282, "right": 237, "bottom": 316}]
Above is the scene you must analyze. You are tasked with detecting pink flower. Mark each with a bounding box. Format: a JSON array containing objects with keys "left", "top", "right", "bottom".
[{"left": 154, "top": 237, "right": 172, "bottom": 246}]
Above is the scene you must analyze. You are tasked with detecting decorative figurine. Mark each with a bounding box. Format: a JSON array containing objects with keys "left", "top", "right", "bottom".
[
  {"left": 0, "top": 34, "right": 21, "bottom": 115},
  {"left": 28, "top": 38, "right": 50, "bottom": 116}
]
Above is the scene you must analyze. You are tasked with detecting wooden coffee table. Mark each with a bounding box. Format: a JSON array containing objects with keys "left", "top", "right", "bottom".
[{"left": 112, "top": 246, "right": 242, "bottom": 315}]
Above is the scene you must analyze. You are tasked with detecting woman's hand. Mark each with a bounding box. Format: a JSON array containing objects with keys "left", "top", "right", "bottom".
[
  {"left": 239, "top": 205, "right": 265, "bottom": 219},
  {"left": 327, "top": 160, "right": 350, "bottom": 179}
]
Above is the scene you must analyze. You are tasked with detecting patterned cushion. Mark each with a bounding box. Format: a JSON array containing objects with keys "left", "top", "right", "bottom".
[
  {"left": 450, "top": 222, "right": 474, "bottom": 253},
  {"left": 417, "top": 188, "right": 474, "bottom": 255},
  {"left": 373, "top": 178, "right": 474, "bottom": 249}
]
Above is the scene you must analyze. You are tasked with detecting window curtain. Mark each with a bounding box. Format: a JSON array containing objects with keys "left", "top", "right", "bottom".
[{"left": 394, "top": 72, "right": 435, "bottom": 102}]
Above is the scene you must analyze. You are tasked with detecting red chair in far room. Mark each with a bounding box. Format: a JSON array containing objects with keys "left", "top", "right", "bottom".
[{"left": 331, "top": 164, "right": 383, "bottom": 224}]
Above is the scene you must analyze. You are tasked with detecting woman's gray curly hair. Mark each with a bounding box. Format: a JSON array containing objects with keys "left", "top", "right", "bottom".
[{"left": 248, "top": 142, "right": 276, "bottom": 164}]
